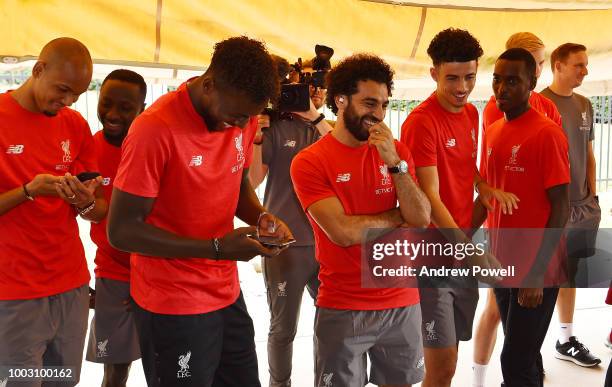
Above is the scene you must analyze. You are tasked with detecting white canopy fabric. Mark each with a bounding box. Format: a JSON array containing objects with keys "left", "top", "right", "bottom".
[{"left": 1, "top": 0, "right": 611, "bottom": 97}]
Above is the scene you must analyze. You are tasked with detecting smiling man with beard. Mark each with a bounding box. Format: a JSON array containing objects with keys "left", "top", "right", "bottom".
[
  {"left": 291, "top": 54, "right": 431, "bottom": 387},
  {"left": 84, "top": 69, "right": 147, "bottom": 387}
]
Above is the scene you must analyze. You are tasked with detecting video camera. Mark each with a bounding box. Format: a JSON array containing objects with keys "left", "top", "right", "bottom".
[{"left": 277, "top": 45, "right": 334, "bottom": 112}]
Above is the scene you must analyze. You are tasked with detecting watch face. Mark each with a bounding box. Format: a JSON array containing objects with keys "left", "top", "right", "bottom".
[{"left": 399, "top": 160, "right": 409, "bottom": 174}]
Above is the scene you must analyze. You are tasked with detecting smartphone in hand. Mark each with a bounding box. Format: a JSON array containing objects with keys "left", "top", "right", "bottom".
[{"left": 77, "top": 172, "right": 101, "bottom": 182}]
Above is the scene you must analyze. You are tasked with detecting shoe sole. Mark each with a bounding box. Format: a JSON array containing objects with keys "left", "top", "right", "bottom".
[{"left": 554, "top": 352, "right": 601, "bottom": 367}]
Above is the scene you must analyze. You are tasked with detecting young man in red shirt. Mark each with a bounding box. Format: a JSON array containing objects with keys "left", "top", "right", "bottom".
[
  {"left": 0, "top": 38, "right": 107, "bottom": 386},
  {"left": 291, "top": 54, "right": 431, "bottom": 387},
  {"left": 473, "top": 32, "right": 564, "bottom": 386},
  {"left": 401, "top": 28, "right": 514, "bottom": 387},
  {"left": 107, "top": 37, "right": 291, "bottom": 387},
  {"left": 84, "top": 70, "right": 147, "bottom": 387},
  {"left": 478, "top": 48, "right": 570, "bottom": 387}
]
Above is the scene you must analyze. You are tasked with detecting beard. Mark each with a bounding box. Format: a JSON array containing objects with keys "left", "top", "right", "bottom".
[{"left": 343, "top": 101, "right": 379, "bottom": 142}]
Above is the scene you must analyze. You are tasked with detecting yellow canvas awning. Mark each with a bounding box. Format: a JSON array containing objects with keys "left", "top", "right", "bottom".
[{"left": 2, "top": 0, "right": 611, "bottom": 97}]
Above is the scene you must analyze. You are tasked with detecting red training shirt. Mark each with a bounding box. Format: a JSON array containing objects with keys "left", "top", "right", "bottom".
[
  {"left": 401, "top": 92, "right": 479, "bottom": 230},
  {"left": 483, "top": 108, "right": 569, "bottom": 284},
  {"left": 90, "top": 130, "right": 131, "bottom": 282},
  {"left": 0, "top": 92, "right": 94, "bottom": 300},
  {"left": 290, "top": 134, "right": 420, "bottom": 310},
  {"left": 113, "top": 82, "right": 256, "bottom": 315}
]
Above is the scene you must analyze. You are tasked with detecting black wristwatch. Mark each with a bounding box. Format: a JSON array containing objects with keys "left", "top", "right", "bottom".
[
  {"left": 388, "top": 160, "right": 409, "bottom": 175},
  {"left": 311, "top": 113, "right": 325, "bottom": 126}
]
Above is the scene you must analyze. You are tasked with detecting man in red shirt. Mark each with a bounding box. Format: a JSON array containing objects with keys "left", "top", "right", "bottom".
[
  {"left": 291, "top": 54, "right": 431, "bottom": 387},
  {"left": 401, "top": 28, "right": 512, "bottom": 387},
  {"left": 472, "top": 33, "right": 599, "bottom": 387},
  {"left": 477, "top": 48, "right": 570, "bottom": 387},
  {"left": 107, "top": 37, "right": 291, "bottom": 387},
  {"left": 0, "top": 38, "right": 107, "bottom": 386},
  {"left": 84, "top": 70, "right": 147, "bottom": 387}
]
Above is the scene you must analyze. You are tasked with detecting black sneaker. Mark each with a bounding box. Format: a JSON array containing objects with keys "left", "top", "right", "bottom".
[{"left": 554, "top": 336, "right": 601, "bottom": 367}]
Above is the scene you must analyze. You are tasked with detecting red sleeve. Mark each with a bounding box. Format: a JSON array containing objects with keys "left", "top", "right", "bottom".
[
  {"left": 113, "top": 114, "right": 171, "bottom": 198},
  {"left": 545, "top": 98, "right": 562, "bottom": 127},
  {"left": 70, "top": 112, "right": 98, "bottom": 175},
  {"left": 395, "top": 140, "right": 417, "bottom": 181},
  {"left": 290, "top": 151, "right": 336, "bottom": 211},
  {"left": 483, "top": 96, "right": 503, "bottom": 130},
  {"left": 243, "top": 116, "right": 257, "bottom": 169},
  {"left": 539, "top": 126, "right": 570, "bottom": 189},
  {"left": 400, "top": 112, "right": 437, "bottom": 167}
]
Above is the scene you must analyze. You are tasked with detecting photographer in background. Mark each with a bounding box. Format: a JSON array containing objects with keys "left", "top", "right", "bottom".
[{"left": 248, "top": 46, "right": 334, "bottom": 387}]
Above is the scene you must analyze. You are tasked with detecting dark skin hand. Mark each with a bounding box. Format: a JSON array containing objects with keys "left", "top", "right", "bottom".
[
  {"left": 519, "top": 183, "right": 569, "bottom": 308},
  {"left": 107, "top": 168, "right": 291, "bottom": 261}
]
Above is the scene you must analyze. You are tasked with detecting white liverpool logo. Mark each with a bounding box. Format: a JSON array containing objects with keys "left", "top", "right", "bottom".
[
  {"left": 379, "top": 165, "right": 391, "bottom": 185},
  {"left": 509, "top": 144, "right": 521, "bottom": 165},
  {"left": 61, "top": 139, "right": 72, "bottom": 162},
  {"left": 235, "top": 133, "right": 244, "bottom": 162},
  {"left": 425, "top": 320, "right": 437, "bottom": 341},
  {"left": 97, "top": 339, "right": 109, "bottom": 357},
  {"left": 321, "top": 372, "right": 333, "bottom": 387},
  {"left": 277, "top": 281, "right": 287, "bottom": 297},
  {"left": 177, "top": 350, "right": 192, "bottom": 378}
]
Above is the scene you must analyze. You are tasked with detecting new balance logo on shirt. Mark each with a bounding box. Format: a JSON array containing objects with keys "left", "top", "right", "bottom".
[
  {"left": 6, "top": 144, "right": 24, "bottom": 154},
  {"left": 445, "top": 138, "right": 456, "bottom": 148},
  {"left": 189, "top": 155, "right": 203, "bottom": 167},
  {"left": 336, "top": 173, "right": 351, "bottom": 182},
  {"left": 284, "top": 140, "right": 297, "bottom": 148},
  {"left": 102, "top": 177, "right": 111, "bottom": 186}
]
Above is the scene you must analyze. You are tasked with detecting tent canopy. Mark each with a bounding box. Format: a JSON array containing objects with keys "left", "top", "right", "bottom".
[{"left": 2, "top": 0, "right": 611, "bottom": 97}]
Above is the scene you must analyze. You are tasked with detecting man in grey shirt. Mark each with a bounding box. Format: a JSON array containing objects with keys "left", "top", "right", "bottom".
[
  {"left": 541, "top": 42, "right": 601, "bottom": 368},
  {"left": 249, "top": 68, "right": 333, "bottom": 387}
]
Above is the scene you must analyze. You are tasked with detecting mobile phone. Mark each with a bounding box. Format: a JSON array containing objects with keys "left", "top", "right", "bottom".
[
  {"left": 248, "top": 234, "right": 296, "bottom": 248},
  {"left": 77, "top": 172, "right": 101, "bottom": 182}
]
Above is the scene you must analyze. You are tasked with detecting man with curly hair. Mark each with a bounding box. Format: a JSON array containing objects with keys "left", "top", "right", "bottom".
[
  {"left": 401, "top": 28, "right": 514, "bottom": 387},
  {"left": 107, "top": 36, "right": 292, "bottom": 387},
  {"left": 291, "top": 53, "right": 431, "bottom": 387}
]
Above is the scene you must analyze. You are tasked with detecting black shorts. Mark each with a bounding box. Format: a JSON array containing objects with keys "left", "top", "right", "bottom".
[{"left": 133, "top": 292, "right": 260, "bottom": 387}]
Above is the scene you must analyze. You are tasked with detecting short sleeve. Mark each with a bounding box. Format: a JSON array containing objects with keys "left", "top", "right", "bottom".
[
  {"left": 71, "top": 112, "right": 98, "bottom": 175},
  {"left": 242, "top": 117, "right": 257, "bottom": 169},
  {"left": 482, "top": 96, "right": 503, "bottom": 130},
  {"left": 113, "top": 114, "right": 171, "bottom": 198},
  {"left": 548, "top": 102, "right": 562, "bottom": 127},
  {"left": 539, "top": 126, "right": 570, "bottom": 190},
  {"left": 400, "top": 112, "right": 437, "bottom": 168},
  {"left": 290, "top": 151, "right": 336, "bottom": 211},
  {"left": 261, "top": 122, "right": 276, "bottom": 166},
  {"left": 588, "top": 100, "right": 595, "bottom": 141}
]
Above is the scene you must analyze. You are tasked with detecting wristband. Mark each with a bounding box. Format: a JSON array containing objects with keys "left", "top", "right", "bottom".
[
  {"left": 212, "top": 238, "right": 221, "bottom": 259},
  {"left": 23, "top": 184, "right": 34, "bottom": 201},
  {"left": 77, "top": 201, "right": 95, "bottom": 216},
  {"left": 311, "top": 113, "right": 325, "bottom": 126}
]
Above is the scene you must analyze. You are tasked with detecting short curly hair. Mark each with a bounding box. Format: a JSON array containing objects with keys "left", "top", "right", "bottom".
[
  {"left": 208, "top": 36, "right": 279, "bottom": 104},
  {"left": 325, "top": 54, "right": 394, "bottom": 114},
  {"left": 427, "top": 28, "right": 483, "bottom": 66}
]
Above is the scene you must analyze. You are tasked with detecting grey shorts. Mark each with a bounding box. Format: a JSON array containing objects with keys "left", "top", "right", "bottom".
[
  {"left": 419, "top": 286, "right": 479, "bottom": 348},
  {"left": 86, "top": 278, "right": 141, "bottom": 364},
  {"left": 314, "top": 305, "right": 424, "bottom": 387},
  {"left": 0, "top": 285, "right": 89, "bottom": 387}
]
